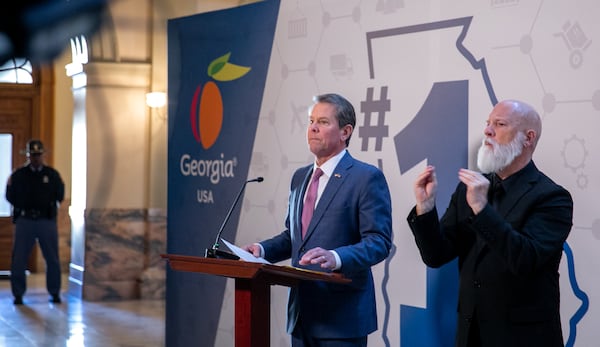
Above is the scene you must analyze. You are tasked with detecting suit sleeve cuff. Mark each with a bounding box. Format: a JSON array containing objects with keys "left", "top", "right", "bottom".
[
  {"left": 255, "top": 243, "right": 265, "bottom": 258},
  {"left": 331, "top": 250, "right": 341, "bottom": 270}
]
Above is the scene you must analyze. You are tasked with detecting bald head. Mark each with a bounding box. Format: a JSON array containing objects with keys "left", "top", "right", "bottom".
[{"left": 500, "top": 99, "right": 542, "bottom": 149}]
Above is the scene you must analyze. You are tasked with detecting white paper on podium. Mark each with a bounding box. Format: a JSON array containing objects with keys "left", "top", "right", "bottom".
[{"left": 221, "top": 238, "right": 272, "bottom": 264}]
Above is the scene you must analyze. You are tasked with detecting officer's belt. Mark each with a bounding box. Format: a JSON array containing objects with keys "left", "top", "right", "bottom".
[{"left": 19, "top": 209, "right": 50, "bottom": 220}]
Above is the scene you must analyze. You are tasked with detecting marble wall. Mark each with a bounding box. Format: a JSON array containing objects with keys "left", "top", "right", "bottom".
[
  {"left": 80, "top": 208, "right": 166, "bottom": 301},
  {"left": 141, "top": 208, "right": 167, "bottom": 300}
]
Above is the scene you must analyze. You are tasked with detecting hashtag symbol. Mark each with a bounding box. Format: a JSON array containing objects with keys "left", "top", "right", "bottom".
[{"left": 359, "top": 86, "right": 390, "bottom": 151}]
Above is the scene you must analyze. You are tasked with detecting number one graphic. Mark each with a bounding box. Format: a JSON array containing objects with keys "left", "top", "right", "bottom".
[{"left": 395, "top": 80, "right": 468, "bottom": 347}]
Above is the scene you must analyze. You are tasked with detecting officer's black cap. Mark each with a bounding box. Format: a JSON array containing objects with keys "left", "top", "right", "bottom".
[{"left": 26, "top": 139, "right": 45, "bottom": 155}]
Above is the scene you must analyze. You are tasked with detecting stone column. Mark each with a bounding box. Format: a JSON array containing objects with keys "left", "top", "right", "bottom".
[
  {"left": 65, "top": 35, "right": 89, "bottom": 298},
  {"left": 66, "top": 33, "right": 160, "bottom": 300}
]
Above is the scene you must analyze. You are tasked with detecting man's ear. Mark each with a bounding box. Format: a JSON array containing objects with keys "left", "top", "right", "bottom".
[
  {"left": 341, "top": 124, "right": 353, "bottom": 141},
  {"left": 524, "top": 129, "right": 536, "bottom": 147}
]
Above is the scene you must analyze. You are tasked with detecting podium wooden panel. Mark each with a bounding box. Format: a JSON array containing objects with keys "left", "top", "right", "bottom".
[{"left": 162, "top": 254, "right": 350, "bottom": 347}]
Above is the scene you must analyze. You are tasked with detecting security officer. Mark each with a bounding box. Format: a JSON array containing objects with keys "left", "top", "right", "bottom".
[{"left": 5, "top": 139, "right": 64, "bottom": 305}]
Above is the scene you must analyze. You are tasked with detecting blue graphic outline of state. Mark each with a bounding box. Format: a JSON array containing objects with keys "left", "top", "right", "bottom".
[{"left": 365, "top": 16, "right": 588, "bottom": 347}]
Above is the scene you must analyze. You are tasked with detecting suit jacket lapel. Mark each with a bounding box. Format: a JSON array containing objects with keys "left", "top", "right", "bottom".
[
  {"left": 495, "top": 164, "right": 539, "bottom": 217},
  {"left": 303, "top": 152, "right": 353, "bottom": 242},
  {"left": 295, "top": 167, "right": 313, "bottom": 242}
]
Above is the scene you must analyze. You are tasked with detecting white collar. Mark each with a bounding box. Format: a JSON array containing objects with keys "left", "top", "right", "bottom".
[{"left": 312, "top": 149, "right": 346, "bottom": 178}]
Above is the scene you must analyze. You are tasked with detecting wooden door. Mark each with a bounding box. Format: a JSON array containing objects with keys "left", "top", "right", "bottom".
[
  {"left": 0, "top": 97, "right": 34, "bottom": 270},
  {"left": 0, "top": 67, "right": 52, "bottom": 271}
]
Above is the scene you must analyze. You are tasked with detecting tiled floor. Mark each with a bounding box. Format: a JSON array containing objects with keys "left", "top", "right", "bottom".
[{"left": 0, "top": 273, "right": 165, "bottom": 347}]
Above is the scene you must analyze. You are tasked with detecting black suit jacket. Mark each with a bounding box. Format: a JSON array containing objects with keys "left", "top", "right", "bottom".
[{"left": 407, "top": 161, "right": 573, "bottom": 347}]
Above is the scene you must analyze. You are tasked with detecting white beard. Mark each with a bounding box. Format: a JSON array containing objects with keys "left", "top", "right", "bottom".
[{"left": 477, "top": 132, "right": 526, "bottom": 174}]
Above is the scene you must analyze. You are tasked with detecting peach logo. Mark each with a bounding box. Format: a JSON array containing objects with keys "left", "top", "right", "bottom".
[{"left": 190, "top": 52, "right": 251, "bottom": 149}]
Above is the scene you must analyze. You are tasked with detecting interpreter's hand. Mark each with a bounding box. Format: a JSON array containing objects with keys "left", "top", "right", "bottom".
[
  {"left": 458, "top": 168, "right": 490, "bottom": 215},
  {"left": 414, "top": 165, "right": 437, "bottom": 215},
  {"left": 242, "top": 243, "right": 262, "bottom": 258},
  {"left": 299, "top": 247, "right": 335, "bottom": 270}
]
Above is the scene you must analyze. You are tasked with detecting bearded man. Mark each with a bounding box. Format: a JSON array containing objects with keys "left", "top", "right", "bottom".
[{"left": 406, "top": 100, "right": 573, "bottom": 347}]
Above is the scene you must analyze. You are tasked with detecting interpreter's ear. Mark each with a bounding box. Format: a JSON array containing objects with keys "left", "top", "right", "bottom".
[{"left": 524, "top": 129, "right": 536, "bottom": 147}]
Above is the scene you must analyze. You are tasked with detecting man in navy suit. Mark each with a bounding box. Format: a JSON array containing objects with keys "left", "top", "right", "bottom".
[
  {"left": 407, "top": 100, "right": 573, "bottom": 347},
  {"left": 244, "top": 93, "right": 393, "bottom": 347}
]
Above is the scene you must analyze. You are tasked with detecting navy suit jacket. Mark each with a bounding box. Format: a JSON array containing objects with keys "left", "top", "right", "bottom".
[
  {"left": 407, "top": 161, "right": 573, "bottom": 347},
  {"left": 261, "top": 152, "right": 393, "bottom": 338}
]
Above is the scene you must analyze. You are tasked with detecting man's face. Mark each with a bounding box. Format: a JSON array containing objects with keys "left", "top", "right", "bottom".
[
  {"left": 307, "top": 102, "right": 348, "bottom": 163},
  {"left": 477, "top": 103, "right": 525, "bottom": 173},
  {"left": 484, "top": 103, "right": 522, "bottom": 144},
  {"left": 477, "top": 131, "right": 526, "bottom": 174},
  {"left": 28, "top": 153, "right": 44, "bottom": 168}
]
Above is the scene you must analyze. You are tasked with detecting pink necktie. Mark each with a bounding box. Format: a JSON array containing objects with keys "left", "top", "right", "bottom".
[{"left": 301, "top": 168, "right": 323, "bottom": 239}]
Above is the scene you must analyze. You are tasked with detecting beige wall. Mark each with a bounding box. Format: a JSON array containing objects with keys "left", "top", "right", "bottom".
[{"left": 53, "top": 50, "right": 74, "bottom": 199}]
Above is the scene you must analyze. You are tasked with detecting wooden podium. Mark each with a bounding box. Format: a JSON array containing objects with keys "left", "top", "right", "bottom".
[{"left": 161, "top": 254, "right": 350, "bottom": 347}]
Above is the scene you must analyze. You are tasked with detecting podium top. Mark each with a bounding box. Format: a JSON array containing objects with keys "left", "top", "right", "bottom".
[{"left": 161, "top": 253, "right": 351, "bottom": 286}]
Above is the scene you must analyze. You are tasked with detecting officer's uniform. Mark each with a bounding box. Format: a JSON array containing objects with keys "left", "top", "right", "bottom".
[{"left": 5, "top": 140, "right": 64, "bottom": 304}]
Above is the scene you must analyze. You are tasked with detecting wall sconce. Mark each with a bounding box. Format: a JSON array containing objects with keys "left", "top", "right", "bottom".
[
  {"left": 146, "top": 92, "right": 167, "bottom": 122},
  {"left": 146, "top": 92, "right": 167, "bottom": 108}
]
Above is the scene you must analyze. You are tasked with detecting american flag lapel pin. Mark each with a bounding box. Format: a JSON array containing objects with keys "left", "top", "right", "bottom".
[{"left": 334, "top": 173, "right": 341, "bottom": 178}]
